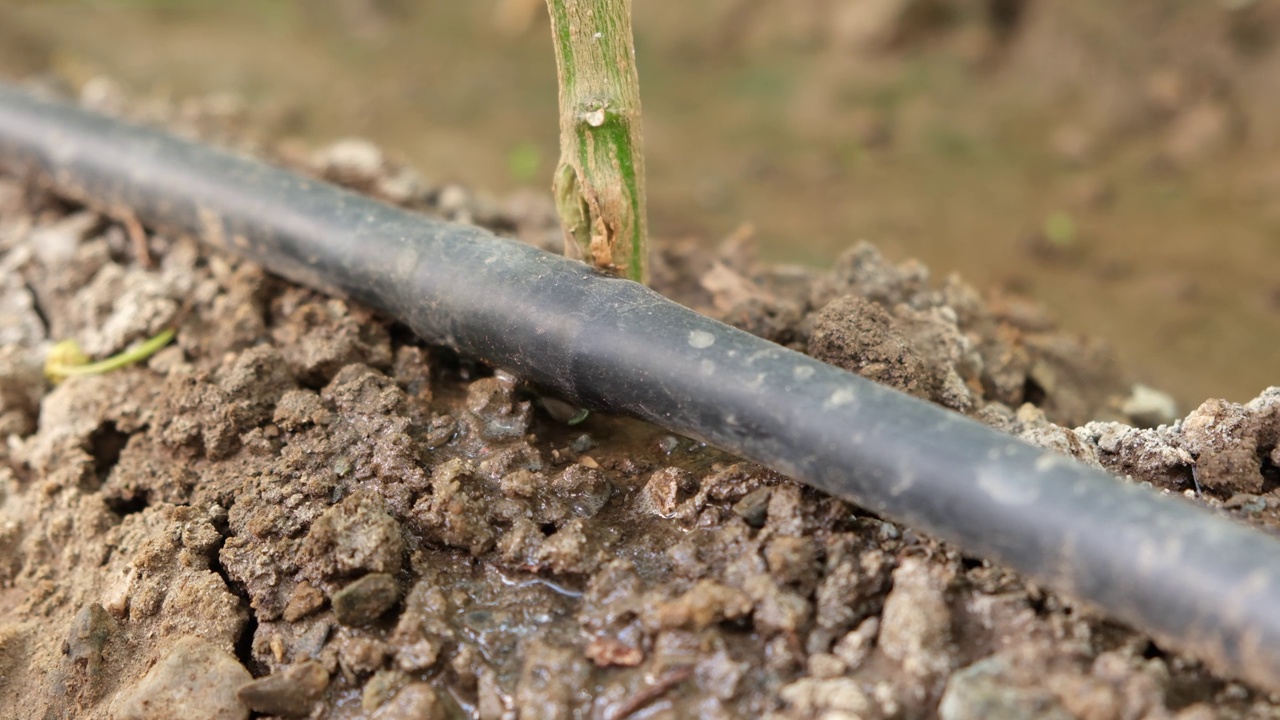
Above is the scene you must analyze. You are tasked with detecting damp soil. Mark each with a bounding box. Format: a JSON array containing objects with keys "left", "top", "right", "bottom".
[{"left": 2, "top": 88, "right": 1280, "bottom": 720}]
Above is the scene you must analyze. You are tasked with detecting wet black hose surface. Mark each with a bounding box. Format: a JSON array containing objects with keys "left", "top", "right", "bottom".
[{"left": 1, "top": 83, "right": 1277, "bottom": 691}]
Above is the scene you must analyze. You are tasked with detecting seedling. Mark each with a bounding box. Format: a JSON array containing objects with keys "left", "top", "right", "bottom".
[
  {"left": 44, "top": 328, "right": 175, "bottom": 384},
  {"left": 544, "top": 0, "right": 649, "bottom": 284}
]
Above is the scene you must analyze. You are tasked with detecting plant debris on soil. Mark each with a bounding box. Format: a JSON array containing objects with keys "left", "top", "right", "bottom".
[{"left": 2, "top": 84, "right": 1280, "bottom": 720}]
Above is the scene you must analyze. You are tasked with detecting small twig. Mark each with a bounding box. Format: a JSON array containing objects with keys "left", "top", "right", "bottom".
[
  {"left": 606, "top": 665, "right": 694, "bottom": 720},
  {"left": 116, "top": 207, "right": 154, "bottom": 269}
]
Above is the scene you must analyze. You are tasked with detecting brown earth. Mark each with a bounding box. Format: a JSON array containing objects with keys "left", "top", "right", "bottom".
[{"left": 1, "top": 85, "right": 1280, "bottom": 719}]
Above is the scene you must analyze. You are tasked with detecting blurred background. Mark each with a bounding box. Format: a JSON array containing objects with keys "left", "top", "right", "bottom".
[{"left": 1, "top": 0, "right": 1278, "bottom": 408}]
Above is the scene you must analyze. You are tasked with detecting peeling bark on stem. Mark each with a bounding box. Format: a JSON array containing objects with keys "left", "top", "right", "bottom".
[{"left": 545, "top": 0, "right": 649, "bottom": 284}]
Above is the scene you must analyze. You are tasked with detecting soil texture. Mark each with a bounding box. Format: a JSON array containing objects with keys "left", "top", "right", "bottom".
[{"left": 1, "top": 88, "right": 1279, "bottom": 720}]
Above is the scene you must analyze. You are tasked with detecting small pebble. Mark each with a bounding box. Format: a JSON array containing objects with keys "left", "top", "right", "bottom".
[
  {"left": 939, "top": 656, "right": 1074, "bottom": 720},
  {"left": 236, "top": 660, "right": 328, "bottom": 718},
  {"left": 116, "top": 636, "right": 251, "bottom": 720},
  {"left": 63, "top": 603, "right": 116, "bottom": 675},
  {"left": 879, "top": 558, "right": 954, "bottom": 678},
  {"left": 1120, "top": 384, "right": 1178, "bottom": 428},
  {"left": 732, "top": 486, "right": 773, "bottom": 528},
  {"left": 313, "top": 138, "right": 384, "bottom": 180},
  {"left": 332, "top": 573, "right": 401, "bottom": 627},
  {"left": 833, "top": 617, "right": 879, "bottom": 671},
  {"left": 363, "top": 669, "right": 410, "bottom": 713},
  {"left": 283, "top": 581, "right": 326, "bottom": 622},
  {"left": 370, "top": 682, "right": 446, "bottom": 720},
  {"left": 570, "top": 433, "right": 595, "bottom": 454},
  {"left": 807, "top": 653, "right": 847, "bottom": 679},
  {"left": 1224, "top": 493, "right": 1269, "bottom": 514}
]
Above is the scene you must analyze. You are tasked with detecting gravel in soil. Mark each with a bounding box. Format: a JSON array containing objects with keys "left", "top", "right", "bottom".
[{"left": 1, "top": 88, "right": 1279, "bottom": 719}]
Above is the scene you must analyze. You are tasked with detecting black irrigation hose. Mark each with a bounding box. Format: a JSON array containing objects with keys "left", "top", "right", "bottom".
[{"left": 2, "top": 83, "right": 1279, "bottom": 692}]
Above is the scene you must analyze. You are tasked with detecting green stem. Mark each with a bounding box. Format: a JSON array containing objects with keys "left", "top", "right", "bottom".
[
  {"left": 45, "top": 328, "right": 176, "bottom": 384},
  {"left": 544, "top": 0, "right": 649, "bottom": 284}
]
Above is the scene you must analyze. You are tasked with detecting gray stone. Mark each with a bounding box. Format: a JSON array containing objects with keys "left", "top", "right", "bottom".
[
  {"left": 370, "top": 682, "right": 446, "bottom": 720},
  {"left": 879, "top": 557, "right": 954, "bottom": 678},
  {"left": 332, "top": 573, "right": 400, "bottom": 627},
  {"left": 236, "top": 660, "right": 328, "bottom": 717},
  {"left": 939, "top": 657, "right": 1074, "bottom": 720},
  {"left": 114, "top": 636, "right": 251, "bottom": 720}
]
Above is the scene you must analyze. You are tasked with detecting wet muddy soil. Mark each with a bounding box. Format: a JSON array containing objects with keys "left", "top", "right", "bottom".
[{"left": 2, "top": 87, "right": 1280, "bottom": 719}]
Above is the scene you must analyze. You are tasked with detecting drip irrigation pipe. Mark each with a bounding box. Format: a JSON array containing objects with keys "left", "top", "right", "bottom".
[{"left": 1, "top": 84, "right": 1278, "bottom": 691}]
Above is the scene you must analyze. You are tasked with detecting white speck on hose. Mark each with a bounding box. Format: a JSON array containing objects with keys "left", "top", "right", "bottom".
[
  {"left": 1135, "top": 535, "right": 1185, "bottom": 575},
  {"left": 824, "top": 387, "right": 855, "bottom": 409},
  {"left": 888, "top": 470, "right": 914, "bottom": 496},
  {"left": 977, "top": 468, "right": 1039, "bottom": 506},
  {"left": 1034, "top": 453, "right": 1074, "bottom": 473},
  {"left": 688, "top": 330, "right": 715, "bottom": 349},
  {"left": 793, "top": 365, "right": 815, "bottom": 380}
]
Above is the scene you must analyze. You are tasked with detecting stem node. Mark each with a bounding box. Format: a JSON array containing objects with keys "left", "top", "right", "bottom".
[{"left": 545, "top": 0, "right": 649, "bottom": 284}]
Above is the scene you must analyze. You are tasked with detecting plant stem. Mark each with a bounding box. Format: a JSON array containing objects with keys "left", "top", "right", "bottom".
[
  {"left": 544, "top": 0, "right": 649, "bottom": 284},
  {"left": 44, "top": 328, "right": 175, "bottom": 384}
]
